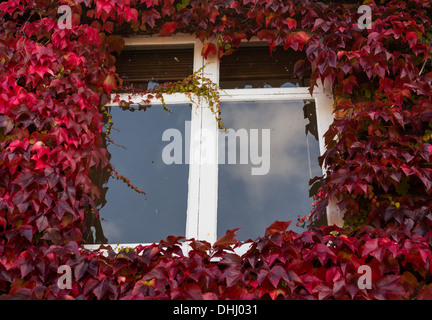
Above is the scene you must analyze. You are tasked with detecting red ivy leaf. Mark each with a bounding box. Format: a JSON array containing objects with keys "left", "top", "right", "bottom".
[
  {"left": 213, "top": 228, "right": 240, "bottom": 250},
  {"left": 20, "top": 225, "right": 33, "bottom": 242},
  {"left": 312, "top": 18, "right": 330, "bottom": 32},
  {"left": 160, "top": 21, "right": 178, "bottom": 36},
  {"left": 342, "top": 75, "right": 359, "bottom": 94},
  {"left": 417, "top": 284, "right": 432, "bottom": 299},
  {"left": 379, "top": 77, "right": 394, "bottom": 93},
  {"left": 105, "top": 35, "right": 125, "bottom": 56},
  {"left": 362, "top": 238, "right": 378, "bottom": 257},
  {"left": 201, "top": 43, "right": 217, "bottom": 59},
  {"left": 29, "top": 65, "right": 54, "bottom": 78},
  {"left": 257, "top": 29, "right": 275, "bottom": 46},
  {"left": 65, "top": 241, "right": 80, "bottom": 256},
  {"left": 183, "top": 282, "right": 203, "bottom": 299},
  {"left": 141, "top": 8, "right": 161, "bottom": 28},
  {"left": 0, "top": 216, "right": 6, "bottom": 230},
  {"left": 35, "top": 215, "right": 48, "bottom": 232},
  {"left": 284, "top": 17, "right": 297, "bottom": 30},
  {"left": 103, "top": 74, "right": 118, "bottom": 94},
  {"left": 143, "top": 0, "right": 158, "bottom": 8},
  {"left": 284, "top": 31, "right": 309, "bottom": 51},
  {"left": 203, "top": 292, "right": 218, "bottom": 300},
  {"left": 405, "top": 32, "right": 418, "bottom": 48},
  {"left": 268, "top": 265, "right": 290, "bottom": 288},
  {"left": 209, "top": 7, "right": 220, "bottom": 23},
  {"left": 93, "top": 277, "right": 117, "bottom": 299},
  {"left": 264, "top": 220, "right": 291, "bottom": 237},
  {"left": 222, "top": 266, "right": 242, "bottom": 287},
  {"left": 313, "top": 243, "right": 337, "bottom": 266},
  {"left": 124, "top": 8, "right": 138, "bottom": 23}
]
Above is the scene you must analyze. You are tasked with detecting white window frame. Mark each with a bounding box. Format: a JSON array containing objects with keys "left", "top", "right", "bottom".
[{"left": 84, "top": 34, "right": 338, "bottom": 251}]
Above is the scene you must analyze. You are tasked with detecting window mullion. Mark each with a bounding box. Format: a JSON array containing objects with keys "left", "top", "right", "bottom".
[
  {"left": 187, "top": 40, "right": 220, "bottom": 243},
  {"left": 185, "top": 40, "right": 205, "bottom": 240}
]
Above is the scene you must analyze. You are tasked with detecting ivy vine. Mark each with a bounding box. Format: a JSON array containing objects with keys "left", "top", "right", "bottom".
[{"left": 101, "top": 65, "right": 224, "bottom": 195}]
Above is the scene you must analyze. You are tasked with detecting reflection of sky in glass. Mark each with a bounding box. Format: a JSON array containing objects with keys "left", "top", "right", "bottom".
[
  {"left": 99, "top": 105, "right": 190, "bottom": 244},
  {"left": 217, "top": 100, "right": 321, "bottom": 240}
]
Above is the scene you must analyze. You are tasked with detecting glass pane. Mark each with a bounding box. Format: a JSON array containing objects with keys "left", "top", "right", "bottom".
[
  {"left": 116, "top": 46, "right": 194, "bottom": 92},
  {"left": 217, "top": 100, "right": 321, "bottom": 240},
  {"left": 219, "top": 46, "right": 310, "bottom": 89},
  {"left": 87, "top": 104, "right": 190, "bottom": 244}
]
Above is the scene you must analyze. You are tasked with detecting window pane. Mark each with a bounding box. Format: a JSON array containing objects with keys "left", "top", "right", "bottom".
[
  {"left": 217, "top": 100, "right": 321, "bottom": 240},
  {"left": 87, "top": 104, "right": 190, "bottom": 244},
  {"left": 116, "top": 46, "right": 194, "bottom": 91},
  {"left": 219, "top": 46, "right": 310, "bottom": 89}
]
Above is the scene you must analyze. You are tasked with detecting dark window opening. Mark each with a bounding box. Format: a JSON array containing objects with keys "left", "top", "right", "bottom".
[
  {"left": 115, "top": 46, "right": 194, "bottom": 92},
  {"left": 219, "top": 46, "right": 311, "bottom": 89}
]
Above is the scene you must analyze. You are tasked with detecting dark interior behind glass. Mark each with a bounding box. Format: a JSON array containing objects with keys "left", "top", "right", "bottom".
[
  {"left": 115, "top": 46, "right": 194, "bottom": 92},
  {"left": 219, "top": 45, "right": 311, "bottom": 89}
]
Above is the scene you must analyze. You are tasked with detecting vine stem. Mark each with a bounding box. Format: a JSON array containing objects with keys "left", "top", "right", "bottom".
[{"left": 419, "top": 58, "right": 429, "bottom": 76}]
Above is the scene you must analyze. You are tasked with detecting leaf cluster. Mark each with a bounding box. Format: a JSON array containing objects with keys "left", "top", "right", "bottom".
[{"left": 1, "top": 0, "right": 432, "bottom": 300}]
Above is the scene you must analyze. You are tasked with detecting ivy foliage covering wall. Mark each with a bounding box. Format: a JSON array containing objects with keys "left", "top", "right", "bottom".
[{"left": 0, "top": 0, "right": 432, "bottom": 299}]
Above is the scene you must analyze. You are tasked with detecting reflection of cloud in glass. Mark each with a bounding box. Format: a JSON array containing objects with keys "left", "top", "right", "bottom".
[
  {"left": 100, "top": 219, "right": 123, "bottom": 242},
  {"left": 217, "top": 100, "right": 321, "bottom": 239},
  {"left": 95, "top": 105, "right": 190, "bottom": 244},
  {"left": 221, "top": 101, "right": 318, "bottom": 204}
]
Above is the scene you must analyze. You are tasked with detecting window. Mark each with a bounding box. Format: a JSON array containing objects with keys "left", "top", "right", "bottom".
[{"left": 84, "top": 35, "right": 335, "bottom": 249}]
